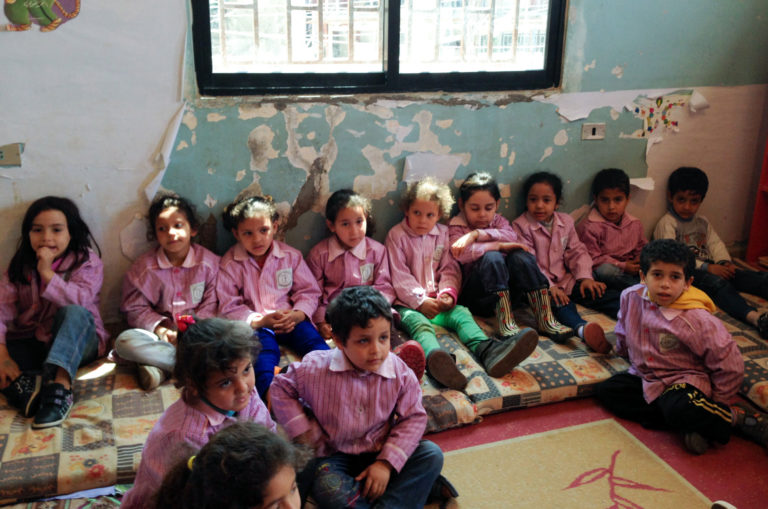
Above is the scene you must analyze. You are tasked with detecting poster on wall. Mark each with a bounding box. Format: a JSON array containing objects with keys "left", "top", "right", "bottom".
[{"left": 2, "top": 0, "right": 80, "bottom": 32}]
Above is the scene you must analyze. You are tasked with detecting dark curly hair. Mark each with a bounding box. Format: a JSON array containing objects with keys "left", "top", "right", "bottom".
[
  {"left": 222, "top": 195, "right": 279, "bottom": 232},
  {"left": 668, "top": 166, "right": 708, "bottom": 199},
  {"left": 639, "top": 239, "right": 695, "bottom": 280},
  {"left": 147, "top": 194, "right": 200, "bottom": 241},
  {"left": 326, "top": 286, "right": 392, "bottom": 345}
]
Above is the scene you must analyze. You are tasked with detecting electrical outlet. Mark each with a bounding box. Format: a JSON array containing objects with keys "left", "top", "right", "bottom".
[{"left": 581, "top": 123, "right": 606, "bottom": 140}]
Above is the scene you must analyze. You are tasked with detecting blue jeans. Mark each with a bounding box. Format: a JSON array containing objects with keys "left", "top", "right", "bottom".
[
  {"left": 6, "top": 305, "right": 99, "bottom": 383},
  {"left": 593, "top": 263, "right": 640, "bottom": 292},
  {"left": 311, "top": 440, "right": 443, "bottom": 509},
  {"left": 459, "top": 250, "right": 548, "bottom": 316},
  {"left": 254, "top": 320, "right": 329, "bottom": 399},
  {"left": 693, "top": 267, "right": 768, "bottom": 322}
]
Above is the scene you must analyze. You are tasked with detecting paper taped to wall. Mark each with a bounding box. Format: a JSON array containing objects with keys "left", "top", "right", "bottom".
[{"left": 403, "top": 152, "right": 463, "bottom": 183}]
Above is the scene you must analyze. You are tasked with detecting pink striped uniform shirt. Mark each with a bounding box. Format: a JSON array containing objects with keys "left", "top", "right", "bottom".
[
  {"left": 121, "top": 387, "right": 275, "bottom": 508},
  {"left": 615, "top": 284, "right": 743, "bottom": 404},
  {"left": 512, "top": 211, "right": 593, "bottom": 296},
  {"left": 447, "top": 212, "right": 519, "bottom": 279},
  {"left": 576, "top": 208, "right": 647, "bottom": 270},
  {"left": 271, "top": 348, "right": 426, "bottom": 472},
  {"left": 306, "top": 236, "right": 395, "bottom": 324},
  {"left": 0, "top": 249, "right": 109, "bottom": 356},
  {"left": 120, "top": 244, "right": 219, "bottom": 332},
  {"left": 385, "top": 219, "right": 460, "bottom": 310},
  {"left": 217, "top": 241, "right": 321, "bottom": 325}
]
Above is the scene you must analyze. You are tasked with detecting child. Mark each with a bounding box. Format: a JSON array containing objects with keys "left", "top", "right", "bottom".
[
  {"left": 576, "top": 168, "right": 647, "bottom": 291},
  {"left": 387, "top": 177, "right": 537, "bottom": 390},
  {"left": 448, "top": 171, "right": 569, "bottom": 343},
  {"left": 270, "top": 286, "right": 445, "bottom": 508},
  {"left": 512, "top": 172, "right": 621, "bottom": 353},
  {"left": 154, "top": 421, "right": 307, "bottom": 509},
  {"left": 121, "top": 317, "right": 276, "bottom": 508},
  {"left": 597, "top": 239, "right": 768, "bottom": 454},
  {"left": 115, "top": 194, "right": 220, "bottom": 391},
  {"left": 306, "top": 188, "right": 426, "bottom": 378},
  {"left": 653, "top": 166, "right": 768, "bottom": 338},
  {"left": 0, "top": 196, "right": 107, "bottom": 429},
  {"left": 217, "top": 195, "right": 329, "bottom": 399}
]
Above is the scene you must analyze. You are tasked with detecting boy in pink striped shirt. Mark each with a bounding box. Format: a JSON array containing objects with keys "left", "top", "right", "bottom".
[
  {"left": 271, "top": 286, "right": 450, "bottom": 509},
  {"left": 597, "top": 239, "right": 768, "bottom": 454}
]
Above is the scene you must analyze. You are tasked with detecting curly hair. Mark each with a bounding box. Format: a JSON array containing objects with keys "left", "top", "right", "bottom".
[
  {"left": 222, "top": 195, "right": 279, "bottom": 232},
  {"left": 147, "top": 194, "right": 200, "bottom": 241},
  {"left": 400, "top": 177, "right": 454, "bottom": 219},
  {"left": 639, "top": 239, "right": 695, "bottom": 280},
  {"left": 326, "top": 286, "right": 392, "bottom": 345}
]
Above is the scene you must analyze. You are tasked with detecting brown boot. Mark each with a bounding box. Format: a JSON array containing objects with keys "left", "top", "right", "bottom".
[{"left": 426, "top": 350, "right": 467, "bottom": 390}]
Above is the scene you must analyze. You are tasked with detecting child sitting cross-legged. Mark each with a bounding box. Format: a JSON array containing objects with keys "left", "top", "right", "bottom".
[
  {"left": 270, "top": 286, "right": 454, "bottom": 509},
  {"left": 597, "top": 239, "right": 768, "bottom": 454}
]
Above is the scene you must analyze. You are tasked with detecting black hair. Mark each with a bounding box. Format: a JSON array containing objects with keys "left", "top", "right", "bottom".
[
  {"left": 522, "top": 171, "right": 563, "bottom": 203},
  {"left": 8, "top": 196, "right": 101, "bottom": 285},
  {"left": 147, "top": 194, "right": 200, "bottom": 241},
  {"left": 325, "top": 188, "right": 375, "bottom": 236},
  {"left": 173, "top": 317, "right": 256, "bottom": 401},
  {"left": 458, "top": 172, "right": 501, "bottom": 203},
  {"left": 222, "top": 195, "right": 279, "bottom": 232},
  {"left": 154, "top": 421, "right": 309, "bottom": 509},
  {"left": 400, "top": 177, "right": 455, "bottom": 219},
  {"left": 668, "top": 166, "right": 708, "bottom": 199},
  {"left": 326, "top": 286, "right": 392, "bottom": 345},
  {"left": 591, "top": 168, "right": 630, "bottom": 198},
  {"left": 639, "top": 239, "right": 695, "bottom": 280}
]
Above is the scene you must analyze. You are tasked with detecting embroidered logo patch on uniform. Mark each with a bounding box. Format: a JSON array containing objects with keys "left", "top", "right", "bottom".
[
  {"left": 433, "top": 245, "right": 444, "bottom": 263},
  {"left": 276, "top": 268, "right": 293, "bottom": 290},
  {"left": 189, "top": 282, "right": 205, "bottom": 305},
  {"left": 360, "top": 263, "right": 373, "bottom": 283},
  {"left": 659, "top": 333, "right": 680, "bottom": 352}
]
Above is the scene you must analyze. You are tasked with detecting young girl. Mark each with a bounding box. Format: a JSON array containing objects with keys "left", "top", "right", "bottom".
[
  {"left": 217, "top": 195, "right": 329, "bottom": 400},
  {"left": 121, "top": 317, "right": 276, "bottom": 508},
  {"left": 448, "top": 172, "right": 572, "bottom": 343},
  {"left": 512, "top": 172, "right": 620, "bottom": 353},
  {"left": 306, "top": 189, "right": 426, "bottom": 378},
  {"left": 154, "top": 421, "right": 307, "bottom": 509},
  {"left": 115, "top": 194, "right": 220, "bottom": 391},
  {"left": 386, "top": 177, "right": 537, "bottom": 390},
  {"left": 0, "top": 196, "right": 107, "bottom": 429}
]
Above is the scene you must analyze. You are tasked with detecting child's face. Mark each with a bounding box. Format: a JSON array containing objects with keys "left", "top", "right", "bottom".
[
  {"left": 328, "top": 206, "right": 366, "bottom": 250},
  {"left": 640, "top": 261, "right": 693, "bottom": 307},
  {"left": 526, "top": 182, "right": 558, "bottom": 223},
  {"left": 234, "top": 216, "right": 276, "bottom": 262},
  {"left": 203, "top": 357, "right": 255, "bottom": 413},
  {"left": 155, "top": 206, "right": 196, "bottom": 264},
  {"left": 595, "top": 188, "right": 629, "bottom": 225},
  {"left": 29, "top": 209, "right": 71, "bottom": 260},
  {"left": 405, "top": 199, "right": 440, "bottom": 235},
  {"left": 336, "top": 316, "right": 391, "bottom": 372},
  {"left": 669, "top": 190, "right": 703, "bottom": 220},
  {"left": 460, "top": 190, "right": 499, "bottom": 230},
  {"left": 258, "top": 465, "right": 300, "bottom": 509}
]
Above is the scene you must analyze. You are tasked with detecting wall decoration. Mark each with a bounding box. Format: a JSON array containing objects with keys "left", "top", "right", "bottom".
[{"left": 3, "top": 0, "right": 80, "bottom": 32}]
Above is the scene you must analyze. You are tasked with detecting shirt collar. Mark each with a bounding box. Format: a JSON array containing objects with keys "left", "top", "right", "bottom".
[
  {"left": 586, "top": 207, "right": 637, "bottom": 227},
  {"left": 328, "top": 347, "right": 396, "bottom": 379},
  {"left": 190, "top": 392, "right": 247, "bottom": 427},
  {"left": 639, "top": 286, "right": 683, "bottom": 321},
  {"left": 232, "top": 241, "right": 284, "bottom": 263},
  {"left": 156, "top": 244, "right": 196, "bottom": 269},
  {"left": 328, "top": 235, "right": 367, "bottom": 262},
  {"left": 448, "top": 213, "right": 469, "bottom": 227},
  {"left": 401, "top": 218, "right": 440, "bottom": 237}
]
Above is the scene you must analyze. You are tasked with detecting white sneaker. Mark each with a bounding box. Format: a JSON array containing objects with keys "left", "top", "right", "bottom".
[{"left": 137, "top": 365, "right": 166, "bottom": 391}]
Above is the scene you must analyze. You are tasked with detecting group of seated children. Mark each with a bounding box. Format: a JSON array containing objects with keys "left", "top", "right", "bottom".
[{"left": 2, "top": 163, "right": 768, "bottom": 506}]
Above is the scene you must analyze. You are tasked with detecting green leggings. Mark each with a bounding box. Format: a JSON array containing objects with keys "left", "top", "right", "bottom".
[{"left": 396, "top": 304, "right": 488, "bottom": 356}]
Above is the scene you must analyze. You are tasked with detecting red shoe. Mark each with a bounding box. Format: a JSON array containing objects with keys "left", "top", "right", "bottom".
[
  {"left": 393, "top": 340, "right": 426, "bottom": 381},
  {"left": 582, "top": 322, "right": 611, "bottom": 354}
]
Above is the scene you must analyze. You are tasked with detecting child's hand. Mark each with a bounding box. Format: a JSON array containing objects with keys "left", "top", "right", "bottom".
[
  {"left": 418, "top": 298, "right": 441, "bottom": 319},
  {"left": 355, "top": 460, "right": 391, "bottom": 501},
  {"left": 550, "top": 286, "right": 570, "bottom": 306},
  {"left": 0, "top": 346, "right": 21, "bottom": 389},
  {"left": 318, "top": 322, "right": 333, "bottom": 340},
  {"left": 273, "top": 310, "right": 304, "bottom": 334},
  {"left": 579, "top": 279, "right": 606, "bottom": 300},
  {"left": 623, "top": 260, "right": 640, "bottom": 275},
  {"left": 709, "top": 262, "right": 736, "bottom": 279},
  {"left": 450, "top": 231, "right": 479, "bottom": 258},
  {"left": 154, "top": 325, "right": 178, "bottom": 345},
  {"left": 498, "top": 242, "right": 530, "bottom": 254},
  {"left": 35, "top": 246, "right": 57, "bottom": 283},
  {"left": 437, "top": 293, "right": 455, "bottom": 311}
]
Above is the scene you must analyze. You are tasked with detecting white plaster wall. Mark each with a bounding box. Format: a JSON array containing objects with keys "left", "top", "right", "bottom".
[{"left": 0, "top": 2, "right": 187, "bottom": 323}]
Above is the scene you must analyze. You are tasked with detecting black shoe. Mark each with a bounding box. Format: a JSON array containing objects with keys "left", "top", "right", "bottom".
[
  {"left": 427, "top": 475, "right": 459, "bottom": 508},
  {"left": 757, "top": 311, "right": 768, "bottom": 339},
  {"left": 475, "top": 328, "right": 538, "bottom": 378},
  {"left": 426, "top": 350, "right": 467, "bottom": 390},
  {"left": 32, "top": 383, "right": 73, "bottom": 429},
  {"left": 732, "top": 402, "right": 768, "bottom": 447},
  {"left": 1, "top": 373, "right": 42, "bottom": 418},
  {"left": 683, "top": 432, "right": 709, "bottom": 455}
]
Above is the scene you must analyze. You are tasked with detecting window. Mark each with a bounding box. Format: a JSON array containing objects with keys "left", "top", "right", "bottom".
[{"left": 191, "top": 0, "right": 566, "bottom": 95}]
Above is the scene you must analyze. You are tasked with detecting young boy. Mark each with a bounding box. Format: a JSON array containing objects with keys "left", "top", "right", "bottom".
[
  {"left": 270, "top": 286, "right": 448, "bottom": 508},
  {"left": 653, "top": 166, "right": 768, "bottom": 338},
  {"left": 577, "top": 168, "right": 647, "bottom": 292},
  {"left": 597, "top": 239, "right": 768, "bottom": 454}
]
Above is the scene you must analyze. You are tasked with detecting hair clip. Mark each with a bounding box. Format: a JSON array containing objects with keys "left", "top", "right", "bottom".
[
  {"left": 187, "top": 455, "right": 195, "bottom": 471},
  {"left": 176, "top": 314, "right": 195, "bottom": 332}
]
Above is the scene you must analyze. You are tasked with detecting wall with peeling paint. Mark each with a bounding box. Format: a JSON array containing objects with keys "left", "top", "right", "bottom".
[{"left": 1, "top": 1, "right": 766, "bottom": 324}]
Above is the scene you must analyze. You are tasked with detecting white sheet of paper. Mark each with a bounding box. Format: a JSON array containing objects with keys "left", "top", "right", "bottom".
[{"left": 403, "top": 152, "right": 463, "bottom": 183}]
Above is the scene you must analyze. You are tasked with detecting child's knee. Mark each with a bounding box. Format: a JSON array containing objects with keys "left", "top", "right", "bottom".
[{"left": 311, "top": 460, "right": 362, "bottom": 508}]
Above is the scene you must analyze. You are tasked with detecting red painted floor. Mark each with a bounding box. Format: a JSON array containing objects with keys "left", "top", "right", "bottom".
[{"left": 428, "top": 398, "right": 768, "bottom": 509}]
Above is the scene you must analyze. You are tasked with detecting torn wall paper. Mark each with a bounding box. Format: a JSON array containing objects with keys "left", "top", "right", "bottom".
[{"left": 403, "top": 152, "right": 463, "bottom": 183}]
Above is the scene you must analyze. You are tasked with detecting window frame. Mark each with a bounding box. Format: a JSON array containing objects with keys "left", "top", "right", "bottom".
[{"left": 190, "top": 0, "right": 566, "bottom": 96}]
